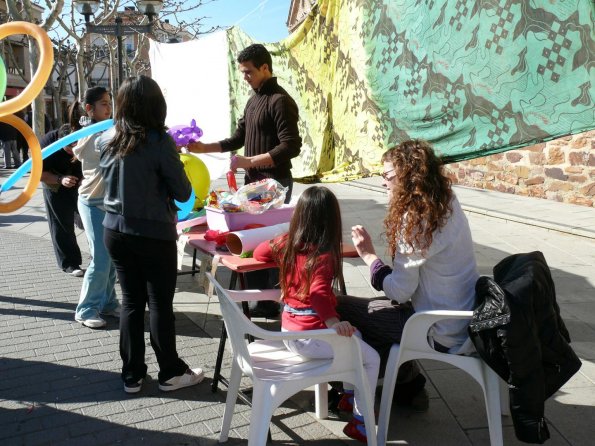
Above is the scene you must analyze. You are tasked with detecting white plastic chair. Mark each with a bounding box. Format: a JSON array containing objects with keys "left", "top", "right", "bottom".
[
  {"left": 377, "top": 310, "right": 505, "bottom": 446},
  {"left": 207, "top": 273, "right": 377, "bottom": 446}
]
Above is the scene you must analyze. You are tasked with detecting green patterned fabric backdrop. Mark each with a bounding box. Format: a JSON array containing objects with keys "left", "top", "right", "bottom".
[{"left": 226, "top": 0, "right": 594, "bottom": 182}]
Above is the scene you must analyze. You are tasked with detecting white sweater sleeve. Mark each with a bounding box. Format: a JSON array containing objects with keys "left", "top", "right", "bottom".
[{"left": 382, "top": 236, "right": 447, "bottom": 304}]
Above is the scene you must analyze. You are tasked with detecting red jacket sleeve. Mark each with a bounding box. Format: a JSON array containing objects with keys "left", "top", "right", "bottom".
[{"left": 254, "top": 239, "right": 275, "bottom": 263}]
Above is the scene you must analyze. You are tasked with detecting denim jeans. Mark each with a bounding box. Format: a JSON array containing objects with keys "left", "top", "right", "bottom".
[{"left": 75, "top": 198, "right": 118, "bottom": 320}]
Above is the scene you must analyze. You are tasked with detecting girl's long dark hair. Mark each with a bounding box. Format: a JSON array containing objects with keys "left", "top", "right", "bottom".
[
  {"left": 273, "top": 186, "right": 343, "bottom": 301},
  {"left": 106, "top": 75, "right": 167, "bottom": 157}
]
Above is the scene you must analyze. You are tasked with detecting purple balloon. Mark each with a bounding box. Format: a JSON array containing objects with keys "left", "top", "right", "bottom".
[{"left": 168, "top": 119, "right": 203, "bottom": 146}]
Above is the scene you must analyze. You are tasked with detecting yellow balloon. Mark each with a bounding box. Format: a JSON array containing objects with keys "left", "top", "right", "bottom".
[{"left": 179, "top": 153, "right": 210, "bottom": 209}]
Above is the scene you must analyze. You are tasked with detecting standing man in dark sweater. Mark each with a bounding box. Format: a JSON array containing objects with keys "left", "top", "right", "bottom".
[
  {"left": 187, "top": 43, "right": 302, "bottom": 200},
  {"left": 188, "top": 44, "right": 302, "bottom": 318}
]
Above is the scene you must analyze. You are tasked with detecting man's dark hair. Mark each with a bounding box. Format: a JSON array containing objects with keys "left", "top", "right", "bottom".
[{"left": 237, "top": 44, "right": 273, "bottom": 73}]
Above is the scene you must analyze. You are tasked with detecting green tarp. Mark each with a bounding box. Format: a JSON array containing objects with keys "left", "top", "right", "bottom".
[{"left": 227, "top": 0, "right": 594, "bottom": 182}]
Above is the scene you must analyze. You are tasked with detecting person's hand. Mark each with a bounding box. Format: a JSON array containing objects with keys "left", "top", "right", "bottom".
[
  {"left": 330, "top": 320, "right": 357, "bottom": 337},
  {"left": 351, "top": 225, "right": 378, "bottom": 265},
  {"left": 61, "top": 175, "right": 78, "bottom": 188},
  {"left": 230, "top": 154, "right": 249, "bottom": 172},
  {"left": 187, "top": 141, "right": 207, "bottom": 153}
]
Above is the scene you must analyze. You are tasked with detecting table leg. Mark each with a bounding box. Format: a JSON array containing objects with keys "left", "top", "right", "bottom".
[{"left": 191, "top": 248, "right": 197, "bottom": 276}]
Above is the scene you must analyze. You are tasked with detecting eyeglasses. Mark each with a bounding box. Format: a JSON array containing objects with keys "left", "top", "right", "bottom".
[{"left": 381, "top": 169, "right": 396, "bottom": 181}]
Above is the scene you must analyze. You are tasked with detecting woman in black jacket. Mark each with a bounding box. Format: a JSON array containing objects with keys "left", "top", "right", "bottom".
[
  {"left": 40, "top": 102, "right": 84, "bottom": 276},
  {"left": 99, "top": 76, "right": 204, "bottom": 394}
]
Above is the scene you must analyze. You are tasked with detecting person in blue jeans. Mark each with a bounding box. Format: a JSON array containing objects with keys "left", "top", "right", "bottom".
[{"left": 73, "top": 87, "right": 119, "bottom": 329}]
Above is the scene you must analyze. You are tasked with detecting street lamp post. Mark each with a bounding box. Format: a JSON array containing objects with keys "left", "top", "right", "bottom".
[{"left": 74, "top": 0, "right": 163, "bottom": 91}]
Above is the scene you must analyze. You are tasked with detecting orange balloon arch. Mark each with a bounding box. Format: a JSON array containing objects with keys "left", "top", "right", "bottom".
[{"left": 0, "top": 21, "right": 53, "bottom": 213}]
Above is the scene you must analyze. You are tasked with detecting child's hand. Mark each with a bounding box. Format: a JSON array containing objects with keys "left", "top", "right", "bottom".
[{"left": 330, "top": 320, "right": 356, "bottom": 337}]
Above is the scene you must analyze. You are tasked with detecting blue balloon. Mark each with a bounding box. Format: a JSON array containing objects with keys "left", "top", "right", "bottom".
[
  {"left": 175, "top": 188, "right": 195, "bottom": 221},
  {"left": 0, "top": 119, "right": 114, "bottom": 193}
]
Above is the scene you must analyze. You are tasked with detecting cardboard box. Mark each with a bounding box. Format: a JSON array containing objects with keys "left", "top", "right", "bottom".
[{"left": 205, "top": 205, "right": 294, "bottom": 232}]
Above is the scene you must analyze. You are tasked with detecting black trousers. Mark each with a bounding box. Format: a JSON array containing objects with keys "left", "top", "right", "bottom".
[
  {"left": 104, "top": 229, "right": 188, "bottom": 383},
  {"left": 43, "top": 187, "right": 82, "bottom": 271},
  {"left": 336, "top": 295, "right": 420, "bottom": 381}
]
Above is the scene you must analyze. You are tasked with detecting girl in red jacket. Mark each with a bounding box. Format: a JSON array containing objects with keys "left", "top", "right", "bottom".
[{"left": 254, "top": 186, "right": 379, "bottom": 443}]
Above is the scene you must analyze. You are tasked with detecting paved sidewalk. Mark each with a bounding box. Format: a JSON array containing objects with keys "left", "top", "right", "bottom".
[{"left": 1, "top": 168, "right": 594, "bottom": 445}]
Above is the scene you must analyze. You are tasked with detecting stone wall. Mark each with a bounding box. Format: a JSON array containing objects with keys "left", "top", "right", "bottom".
[{"left": 444, "top": 130, "right": 595, "bottom": 207}]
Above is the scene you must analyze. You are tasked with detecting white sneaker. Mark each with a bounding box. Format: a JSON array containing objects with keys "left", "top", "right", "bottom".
[
  {"left": 71, "top": 268, "right": 84, "bottom": 277},
  {"left": 159, "top": 368, "right": 204, "bottom": 392},
  {"left": 75, "top": 315, "right": 106, "bottom": 329},
  {"left": 124, "top": 377, "right": 144, "bottom": 394}
]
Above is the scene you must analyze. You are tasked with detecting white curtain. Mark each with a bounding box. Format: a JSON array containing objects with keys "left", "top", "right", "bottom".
[{"left": 149, "top": 32, "right": 231, "bottom": 180}]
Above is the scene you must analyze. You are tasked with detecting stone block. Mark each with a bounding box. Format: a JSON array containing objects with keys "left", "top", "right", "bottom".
[
  {"left": 545, "top": 167, "right": 568, "bottom": 181},
  {"left": 529, "top": 152, "right": 545, "bottom": 164},
  {"left": 547, "top": 147, "right": 565, "bottom": 164},
  {"left": 524, "top": 176, "right": 544, "bottom": 186},
  {"left": 490, "top": 153, "right": 504, "bottom": 160},
  {"left": 568, "top": 175, "right": 587, "bottom": 183},
  {"left": 469, "top": 157, "right": 487, "bottom": 166},
  {"left": 528, "top": 186, "right": 546, "bottom": 198},
  {"left": 506, "top": 152, "right": 523, "bottom": 163},
  {"left": 580, "top": 182, "right": 595, "bottom": 196},
  {"left": 524, "top": 143, "right": 546, "bottom": 152},
  {"left": 569, "top": 151, "right": 588, "bottom": 165},
  {"left": 567, "top": 196, "right": 594, "bottom": 207},
  {"left": 514, "top": 166, "right": 531, "bottom": 178},
  {"left": 589, "top": 154, "right": 595, "bottom": 167},
  {"left": 570, "top": 134, "right": 591, "bottom": 149},
  {"left": 565, "top": 166, "right": 584, "bottom": 174},
  {"left": 470, "top": 171, "right": 485, "bottom": 181},
  {"left": 548, "top": 181, "right": 573, "bottom": 192},
  {"left": 496, "top": 171, "right": 519, "bottom": 184}
]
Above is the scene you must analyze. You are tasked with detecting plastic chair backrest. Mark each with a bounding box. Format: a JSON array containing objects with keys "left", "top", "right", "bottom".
[{"left": 207, "top": 273, "right": 256, "bottom": 374}]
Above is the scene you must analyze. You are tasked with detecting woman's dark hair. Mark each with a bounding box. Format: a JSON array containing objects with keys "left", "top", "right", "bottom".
[
  {"left": 83, "top": 86, "right": 109, "bottom": 107},
  {"left": 273, "top": 186, "right": 343, "bottom": 301},
  {"left": 237, "top": 43, "right": 273, "bottom": 73},
  {"left": 382, "top": 139, "right": 453, "bottom": 256},
  {"left": 106, "top": 75, "right": 167, "bottom": 157},
  {"left": 67, "top": 101, "right": 84, "bottom": 131}
]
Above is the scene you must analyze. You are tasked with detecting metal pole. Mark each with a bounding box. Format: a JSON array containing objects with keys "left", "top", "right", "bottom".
[{"left": 115, "top": 16, "right": 124, "bottom": 92}]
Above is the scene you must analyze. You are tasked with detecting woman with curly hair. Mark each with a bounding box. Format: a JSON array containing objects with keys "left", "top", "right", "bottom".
[{"left": 337, "top": 139, "right": 479, "bottom": 408}]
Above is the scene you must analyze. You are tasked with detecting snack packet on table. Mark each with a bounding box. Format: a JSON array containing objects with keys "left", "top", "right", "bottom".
[{"left": 235, "top": 178, "right": 287, "bottom": 214}]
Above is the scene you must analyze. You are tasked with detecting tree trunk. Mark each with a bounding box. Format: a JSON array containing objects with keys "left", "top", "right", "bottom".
[
  {"left": 27, "top": 38, "right": 46, "bottom": 137},
  {"left": 75, "top": 43, "right": 87, "bottom": 102}
]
